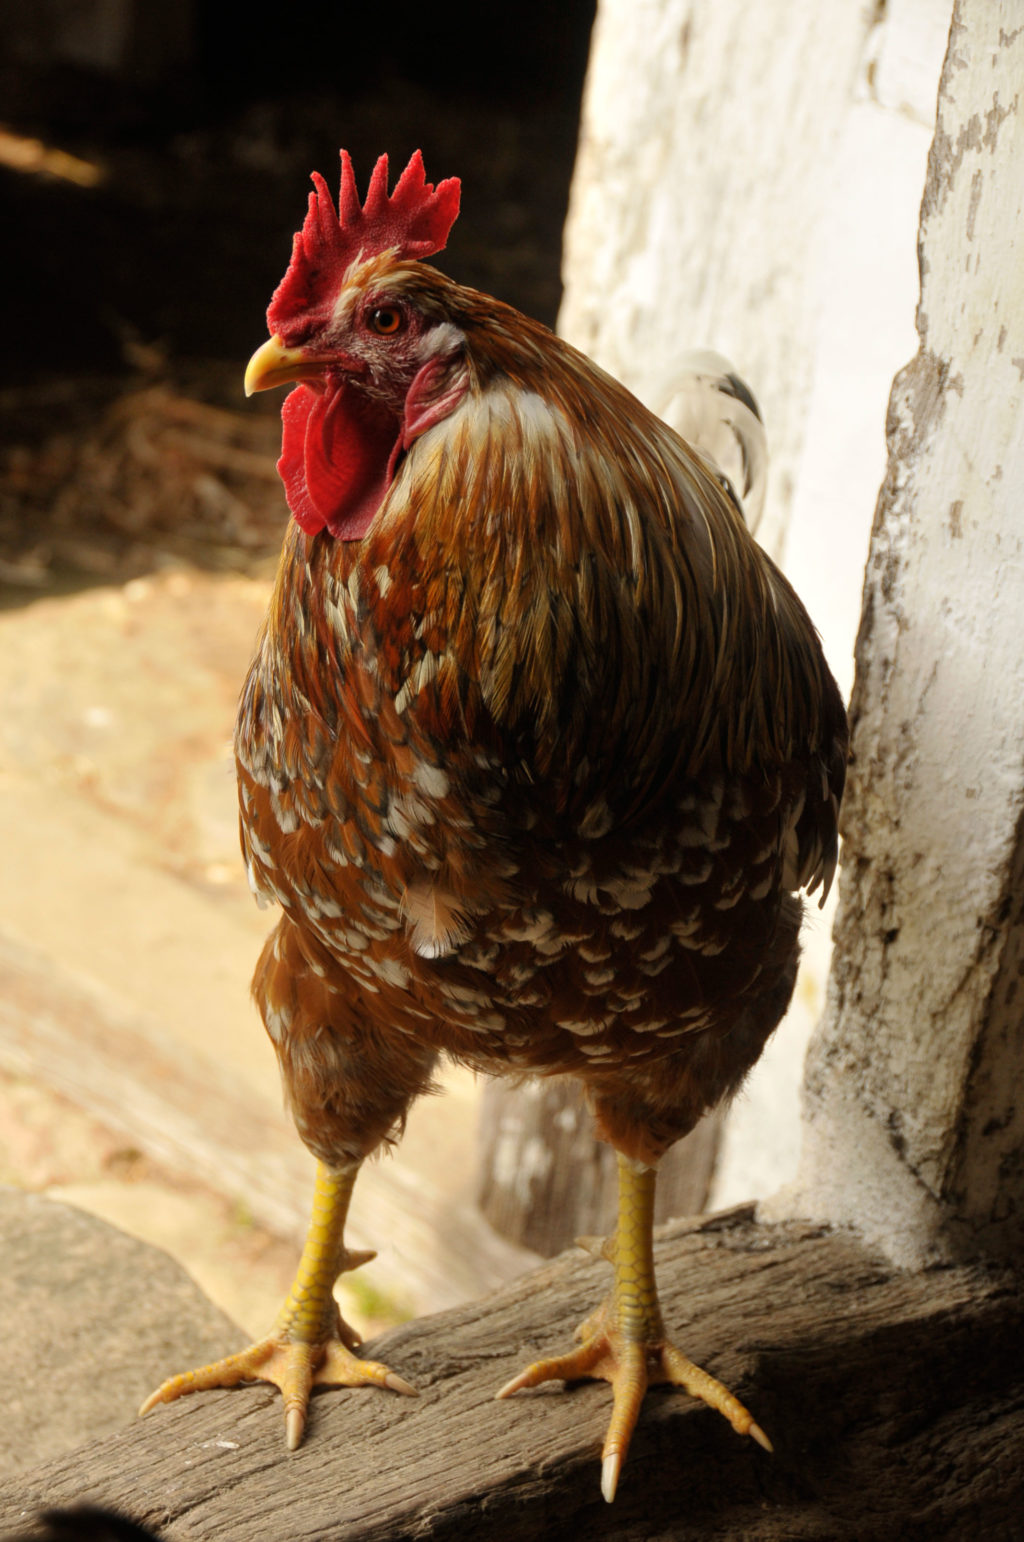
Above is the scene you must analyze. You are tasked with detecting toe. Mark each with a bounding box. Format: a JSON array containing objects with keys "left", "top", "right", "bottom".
[
  {"left": 495, "top": 1337, "right": 605, "bottom": 1400},
  {"left": 659, "top": 1342, "right": 769, "bottom": 1445},
  {"left": 312, "top": 1344, "right": 418, "bottom": 1395},
  {"left": 139, "top": 1341, "right": 278, "bottom": 1414},
  {"left": 601, "top": 1338, "right": 648, "bottom": 1471}
]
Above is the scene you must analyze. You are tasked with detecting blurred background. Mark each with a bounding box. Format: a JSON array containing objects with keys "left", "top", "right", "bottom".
[
  {"left": 0, "top": 0, "right": 949, "bottom": 1355},
  {"left": 0, "top": 0, "right": 597, "bottom": 1341},
  {"left": 0, "top": 0, "right": 595, "bottom": 585}
]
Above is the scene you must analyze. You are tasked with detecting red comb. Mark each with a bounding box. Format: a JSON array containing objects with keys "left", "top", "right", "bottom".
[{"left": 267, "top": 150, "right": 461, "bottom": 337}]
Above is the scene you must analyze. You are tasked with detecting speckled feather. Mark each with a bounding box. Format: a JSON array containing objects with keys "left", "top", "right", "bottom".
[{"left": 235, "top": 259, "right": 847, "bottom": 1167}]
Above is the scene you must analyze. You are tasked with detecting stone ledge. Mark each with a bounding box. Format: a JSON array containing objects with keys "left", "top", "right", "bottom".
[{"left": 0, "top": 1187, "right": 243, "bottom": 1477}]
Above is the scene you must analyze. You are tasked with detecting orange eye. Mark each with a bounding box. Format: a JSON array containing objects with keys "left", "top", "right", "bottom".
[{"left": 368, "top": 306, "right": 403, "bottom": 335}]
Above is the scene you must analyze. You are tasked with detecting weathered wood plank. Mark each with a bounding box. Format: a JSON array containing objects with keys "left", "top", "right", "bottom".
[
  {"left": 1, "top": 1210, "right": 1019, "bottom": 1540},
  {"left": 477, "top": 1077, "right": 721, "bottom": 1255}
]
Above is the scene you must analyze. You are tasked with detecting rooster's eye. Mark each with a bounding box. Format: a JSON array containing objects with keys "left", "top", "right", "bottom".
[{"left": 368, "top": 306, "right": 403, "bottom": 336}]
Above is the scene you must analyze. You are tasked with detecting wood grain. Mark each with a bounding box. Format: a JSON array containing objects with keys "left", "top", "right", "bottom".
[
  {"left": 478, "top": 1077, "right": 721, "bottom": 1255},
  {"left": 2, "top": 1209, "right": 1019, "bottom": 1540}
]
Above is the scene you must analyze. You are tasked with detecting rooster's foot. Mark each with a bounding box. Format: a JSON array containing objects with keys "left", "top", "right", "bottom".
[
  {"left": 497, "top": 1299, "right": 769, "bottom": 1501},
  {"left": 496, "top": 1154, "right": 769, "bottom": 1501},
  {"left": 140, "top": 1162, "right": 416, "bottom": 1447},
  {"left": 140, "top": 1316, "right": 416, "bottom": 1449}
]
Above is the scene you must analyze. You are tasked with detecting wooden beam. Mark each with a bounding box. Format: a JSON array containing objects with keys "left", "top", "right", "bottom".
[
  {"left": 476, "top": 1078, "right": 721, "bottom": 1255},
  {"left": 2, "top": 1209, "right": 1019, "bottom": 1540}
]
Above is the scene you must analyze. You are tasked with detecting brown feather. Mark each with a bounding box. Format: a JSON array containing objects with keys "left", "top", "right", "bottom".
[{"left": 235, "top": 257, "right": 848, "bottom": 1169}]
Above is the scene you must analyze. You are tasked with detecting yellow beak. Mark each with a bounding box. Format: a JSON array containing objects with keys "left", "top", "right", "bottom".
[{"left": 244, "top": 334, "right": 325, "bottom": 397}]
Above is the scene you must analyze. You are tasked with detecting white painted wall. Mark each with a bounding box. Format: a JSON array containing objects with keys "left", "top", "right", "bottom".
[
  {"left": 786, "top": 0, "right": 1024, "bottom": 1263},
  {"left": 559, "top": 0, "right": 954, "bottom": 1209}
]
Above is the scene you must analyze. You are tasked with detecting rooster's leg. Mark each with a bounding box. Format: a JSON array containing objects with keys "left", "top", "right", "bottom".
[
  {"left": 140, "top": 1160, "right": 415, "bottom": 1447},
  {"left": 497, "top": 1152, "right": 770, "bottom": 1501}
]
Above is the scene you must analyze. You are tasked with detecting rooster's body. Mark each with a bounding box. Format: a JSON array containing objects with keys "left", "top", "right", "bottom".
[{"left": 144, "top": 152, "right": 847, "bottom": 1500}]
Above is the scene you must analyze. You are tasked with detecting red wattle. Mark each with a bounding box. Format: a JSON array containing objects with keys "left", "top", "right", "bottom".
[{"left": 277, "top": 382, "right": 401, "bottom": 541}]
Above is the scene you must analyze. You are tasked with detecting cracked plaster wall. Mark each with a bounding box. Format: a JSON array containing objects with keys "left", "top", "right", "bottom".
[
  {"left": 560, "top": 0, "right": 955, "bottom": 1209},
  {"left": 784, "top": 0, "right": 1024, "bottom": 1265}
]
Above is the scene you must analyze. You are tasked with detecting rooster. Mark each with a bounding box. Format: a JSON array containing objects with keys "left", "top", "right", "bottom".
[{"left": 142, "top": 151, "right": 847, "bottom": 1501}]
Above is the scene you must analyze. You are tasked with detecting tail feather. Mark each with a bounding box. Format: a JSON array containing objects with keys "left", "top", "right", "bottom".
[{"left": 656, "top": 349, "right": 768, "bottom": 533}]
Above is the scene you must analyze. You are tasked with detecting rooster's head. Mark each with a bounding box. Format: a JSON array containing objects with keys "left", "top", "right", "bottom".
[{"left": 245, "top": 151, "right": 463, "bottom": 540}]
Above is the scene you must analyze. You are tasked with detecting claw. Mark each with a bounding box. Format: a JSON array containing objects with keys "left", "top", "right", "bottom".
[
  {"left": 138, "top": 1340, "right": 275, "bottom": 1416},
  {"left": 601, "top": 1451, "right": 622, "bottom": 1504},
  {"left": 498, "top": 1154, "right": 771, "bottom": 1499},
  {"left": 383, "top": 1371, "right": 419, "bottom": 1397},
  {"left": 495, "top": 1335, "right": 604, "bottom": 1401},
  {"left": 749, "top": 1420, "right": 773, "bottom": 1453},
  {"left": 285, "top": 1405, "right": 305, "bottom": 1451},
  {"left": 140, "top": 1164, "right": 408, "bottom": 1450}
]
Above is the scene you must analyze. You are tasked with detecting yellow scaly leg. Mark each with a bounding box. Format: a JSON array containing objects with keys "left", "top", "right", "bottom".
[
  {"left": 140, "top": 1161, "right": 416, "bottom": 1447},
  {"left": 497, "top": 1152, "right": 770, "bottom": 1502}
]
